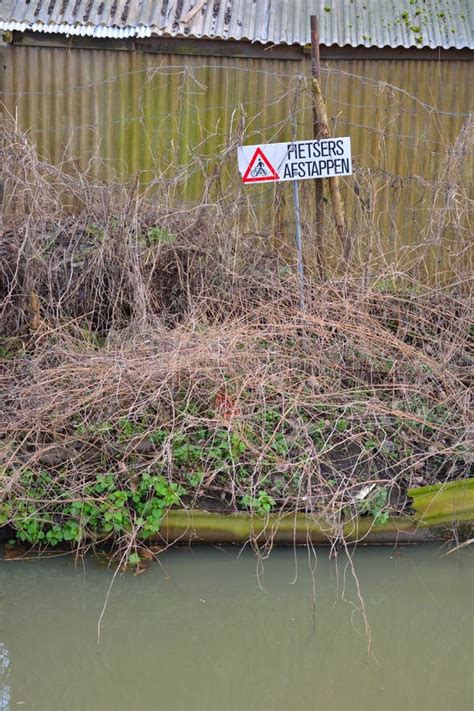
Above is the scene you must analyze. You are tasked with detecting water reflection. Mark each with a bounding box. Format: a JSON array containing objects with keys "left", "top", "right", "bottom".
[{"left": 0, "top": 642, "right": 10, "bottom": 711}]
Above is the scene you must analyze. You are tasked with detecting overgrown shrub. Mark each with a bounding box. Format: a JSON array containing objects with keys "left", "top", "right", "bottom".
[{"left": 0, "top": 122, "right": 472, "bottom": 558}]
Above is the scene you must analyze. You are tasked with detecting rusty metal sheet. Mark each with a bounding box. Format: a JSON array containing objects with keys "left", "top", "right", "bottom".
[{"left": 2, "top": 45, "right": 472, "bottom": 278}]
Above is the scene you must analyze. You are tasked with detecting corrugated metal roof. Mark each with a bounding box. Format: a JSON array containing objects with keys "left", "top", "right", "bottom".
[{"left": 0, "top": 0, "right": 472, "bottom": 50}]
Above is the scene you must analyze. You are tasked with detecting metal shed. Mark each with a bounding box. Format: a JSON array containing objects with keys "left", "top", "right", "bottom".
[{"left": 1, "top": 1, "right": 473, "bottom": 275}]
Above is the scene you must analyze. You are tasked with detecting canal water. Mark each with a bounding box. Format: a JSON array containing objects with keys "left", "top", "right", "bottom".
[{"left": 0, "top": 544, "right": 472, "bottom": 711}]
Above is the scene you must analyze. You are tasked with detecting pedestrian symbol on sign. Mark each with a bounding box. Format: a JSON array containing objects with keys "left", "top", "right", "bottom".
[
  {"left": 242, "top": 147, "right": 279, "bottom": 183},
  {"left": 253, "top": 156, "right": 272, "bottom": 177}
]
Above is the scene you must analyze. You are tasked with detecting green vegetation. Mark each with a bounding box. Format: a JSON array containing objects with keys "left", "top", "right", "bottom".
[
  {"left": 2, "top": 375, "right": 470, "bottom": 553},
  {"left": 240, "top": 491, "right": 276, "bottom": 516},
  {"left": 356, "top": 487, "right": 389, "bottom": 525},
  {"left": 145, "top": 226, "right": 176, "bottom": 245},
  {"left": 0, "top": 468, "right": 185, "bottom": 547}
]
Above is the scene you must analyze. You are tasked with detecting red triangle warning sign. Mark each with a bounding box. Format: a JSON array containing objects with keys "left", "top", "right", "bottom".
[{"left": 242, "top": 147, "right": 280, "bottom": 183}]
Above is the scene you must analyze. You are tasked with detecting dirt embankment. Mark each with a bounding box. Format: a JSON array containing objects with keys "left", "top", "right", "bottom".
[{"left": 0, "top": 124, "right": 472, "bottom": 559}]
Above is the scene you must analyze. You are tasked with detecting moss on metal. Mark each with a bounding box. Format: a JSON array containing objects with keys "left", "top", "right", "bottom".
[
  {"left": 158, "top": 479, "right": 474, "bottom": 546},
  {"left": 408, "top": 478, "right": 474, "bottom": 527}
]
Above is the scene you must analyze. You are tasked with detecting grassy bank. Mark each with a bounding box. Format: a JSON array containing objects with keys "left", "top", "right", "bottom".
[{"left": 0, "top": 124, "right": 472, "bottom": 561}]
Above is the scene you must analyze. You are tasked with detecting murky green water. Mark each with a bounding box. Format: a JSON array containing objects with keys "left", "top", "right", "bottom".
[{"left": 0, "top": 544, "right": 472, "bottom": 711}]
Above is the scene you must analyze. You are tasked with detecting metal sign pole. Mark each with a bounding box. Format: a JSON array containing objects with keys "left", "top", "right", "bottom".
[{"left": 292, "top": 180, "right": 305, "bottom": 310}]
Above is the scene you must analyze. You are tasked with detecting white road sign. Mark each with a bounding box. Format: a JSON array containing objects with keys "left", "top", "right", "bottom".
[{"left": 237, "top": 137, "right": 352, "bottom": 184}]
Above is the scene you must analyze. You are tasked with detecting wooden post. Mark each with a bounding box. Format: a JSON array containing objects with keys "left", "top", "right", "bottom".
[
  {"left": 310, "top": 16, "right": 325, "bottom": 277},
  {"left": 310, "top": 15, "right": 351, "bottom": 267}
]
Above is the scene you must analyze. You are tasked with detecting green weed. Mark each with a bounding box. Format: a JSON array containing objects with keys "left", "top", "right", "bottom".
[
  {"left": 2, "top": 469, "right": 186, "bottom": 547},
  {"left": 146, "top": 227, "right": 176, "bottom": 245},
  {"left": 240, "top": 490, "right": 276, "bottom": 516},
  {"left": 357, "top": 487, "right": 389, "bottom": 525}
]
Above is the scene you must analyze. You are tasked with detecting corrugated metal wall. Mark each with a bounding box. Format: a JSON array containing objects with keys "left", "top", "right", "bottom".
[{"left": 1, "top": 44, "right": 472, "bottom": 278}]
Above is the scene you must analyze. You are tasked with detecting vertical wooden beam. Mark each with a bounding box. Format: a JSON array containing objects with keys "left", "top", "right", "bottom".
[
  {"left": 310, "top": 16, "right": 324, "bottom": 277},
  {"left": 310, "top": 15, "right": 351, "bottom": 269}
]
